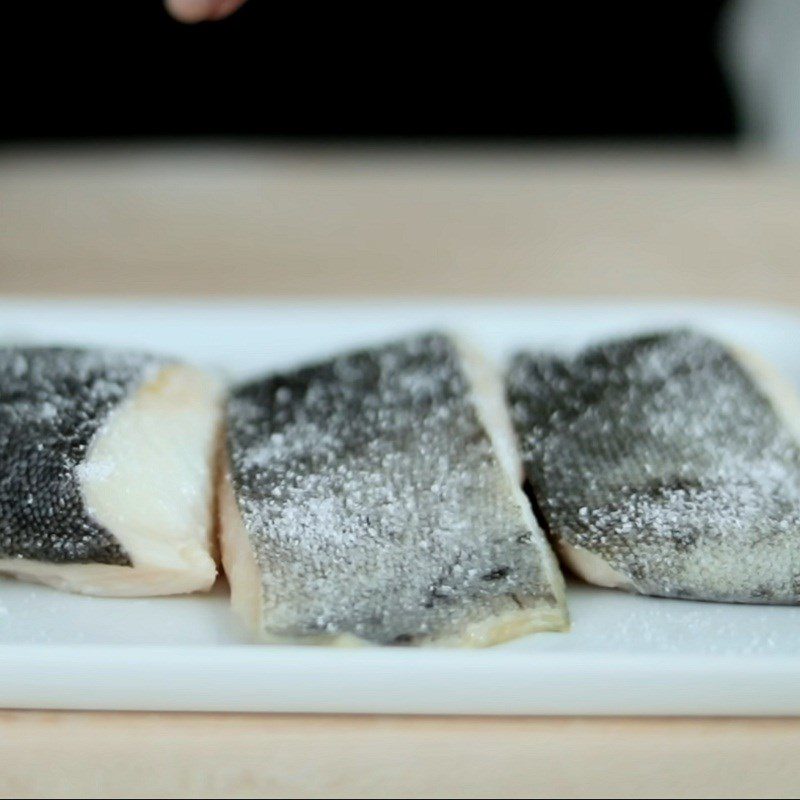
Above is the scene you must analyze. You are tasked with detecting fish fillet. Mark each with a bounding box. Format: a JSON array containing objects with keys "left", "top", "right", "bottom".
[
  {"left": 507, "top": 328, "right": 800, "bottom": 604},
  {"left": 0, "top": 347, "right": 220, "bottom": 596},
  {"left": 220, "top": 332, "right": 568, "bottom": 646}
]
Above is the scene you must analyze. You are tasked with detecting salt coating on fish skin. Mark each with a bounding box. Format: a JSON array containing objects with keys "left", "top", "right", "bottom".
[
  {"left": 507, "top": 328, "right": 800, "bottom": 604},
  {"left": 0, "top": 347, "right": 164, "bottom": 566},
  {"left": 225, "top": 333, "right": 566, "bottom": 645}
]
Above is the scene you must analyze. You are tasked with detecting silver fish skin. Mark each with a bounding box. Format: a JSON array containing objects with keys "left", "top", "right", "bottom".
[
  {"left": 507, "top": 328, "right": 800, "bottom": 604},
  {"left": 0, "top": 347, "right": 160, "bottom": 565},
  {"left": 222, "top": 332, "right": 568, "bottom": 646}
]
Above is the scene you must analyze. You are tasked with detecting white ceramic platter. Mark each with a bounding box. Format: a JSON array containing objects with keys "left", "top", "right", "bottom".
[{"left": 0, "top": 299, "right": 798, "bottom": 715}]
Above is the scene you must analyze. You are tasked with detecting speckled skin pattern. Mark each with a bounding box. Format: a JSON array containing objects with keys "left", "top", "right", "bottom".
[
  {"left": 507, "top": 329, "right": 800, "bottom": 604},
  {"left": 0, "top": 347, "right": 161, "bottom": 566},
  {"left": 226, "top": 333, "right": 562, "bottom": 644}
]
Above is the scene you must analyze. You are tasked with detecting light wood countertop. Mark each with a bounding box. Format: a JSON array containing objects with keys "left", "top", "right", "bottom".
[
  {"left": 3, "top": 712, "right": 800, "bottom": 799},
  {"left": 1, "top": 145, "right": 799, "bottom": 799},
  {"left": 2, "top": 144, "right": 800, "bottom": 304}
]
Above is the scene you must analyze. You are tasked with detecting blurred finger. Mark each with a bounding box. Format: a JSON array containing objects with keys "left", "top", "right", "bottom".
[
  {"left": 165, "top": 0, "right": 247, "bottom": 23},
  {"left": 209, "top": 0, "right": 248, "bottom": 20}
]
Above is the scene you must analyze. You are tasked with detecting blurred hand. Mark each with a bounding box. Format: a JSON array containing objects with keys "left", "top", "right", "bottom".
[{"left": 165, "top": 0, "right": 247, "bottom": 23}]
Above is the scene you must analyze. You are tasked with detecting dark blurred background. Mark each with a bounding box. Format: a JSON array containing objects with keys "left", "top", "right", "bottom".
[{"left": 4, "top": 1, "right": 736, "bottom": 143}]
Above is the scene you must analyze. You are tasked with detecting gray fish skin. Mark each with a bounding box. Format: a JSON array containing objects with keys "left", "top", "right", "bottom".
[
  {"left": 0, "top": 347, "right": 161, "bottom": 566},
  {"left": 223, "top": 333, "right": 567, "bottom": 646},
  {"left": 507, "top": 328, "right": 800, "bottom": 604}
]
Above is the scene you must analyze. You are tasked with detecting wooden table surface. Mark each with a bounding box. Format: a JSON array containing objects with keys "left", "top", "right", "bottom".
[{"left": 1, "top": 145, "right": 799, "bottom": 799}]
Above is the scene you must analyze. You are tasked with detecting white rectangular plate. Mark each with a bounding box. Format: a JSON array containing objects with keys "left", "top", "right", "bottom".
[{"left": 1, "top": 299, "right": 799, "bottom": 716}]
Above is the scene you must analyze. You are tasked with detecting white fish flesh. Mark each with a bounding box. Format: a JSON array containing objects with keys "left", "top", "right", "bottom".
[
  {"left": 507, "top": 329, "right": 800, "bottom": 604},
  {"left": 0, "top": 347, "right": 220, "bottom": 596},
  {"left": 220, "top": 333, "right": 568, "bottom": 645}
]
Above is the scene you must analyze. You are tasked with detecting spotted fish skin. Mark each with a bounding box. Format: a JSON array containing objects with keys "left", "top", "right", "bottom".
[
  {"left": 0, "top": 347, "right": 163, "bottom": 566},
  {"left": 224, "top": 333, "right": 567, "bottom": 645},
  {"left": 507, "top": 328, "right": 800, "bottom": 604}
]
